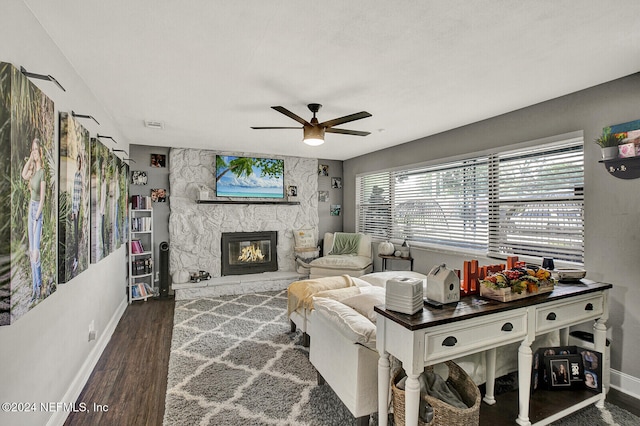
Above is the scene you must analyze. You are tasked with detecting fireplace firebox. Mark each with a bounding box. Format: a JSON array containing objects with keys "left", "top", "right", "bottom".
[{"left": 221, "top": 231, "right": 278, "bottom": 276}]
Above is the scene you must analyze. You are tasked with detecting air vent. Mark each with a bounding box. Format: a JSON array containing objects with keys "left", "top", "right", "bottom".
[{"left": 144, "top": 120, "right": 164, "bottom": 130}]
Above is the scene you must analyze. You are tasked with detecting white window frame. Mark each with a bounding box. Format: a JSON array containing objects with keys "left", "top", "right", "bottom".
[{"left": 356, "top": 131, "right": 584, "bottom": 265}]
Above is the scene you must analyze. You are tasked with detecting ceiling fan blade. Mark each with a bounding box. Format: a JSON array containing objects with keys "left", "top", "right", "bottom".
[
  {"left": 320, "top": 111, "right": 372, "bottom": 128},
  {"left": 325, "top": 128, "right": 370, "bottom": 136},
  {"left": 251, "top": 126, "right": 302, "bottom": 129},
  {"left": 271, "top": 106, "right": 311, "bottom": 126}
]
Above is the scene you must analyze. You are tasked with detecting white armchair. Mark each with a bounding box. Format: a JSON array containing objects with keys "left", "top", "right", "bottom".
[{"left": 308, "top": 232, "right": 373, "bottom": 279}]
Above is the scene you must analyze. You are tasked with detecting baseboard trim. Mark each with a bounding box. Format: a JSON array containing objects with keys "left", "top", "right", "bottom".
[
  {"left": 610, "top": 368, "right": 640, "bottom": 400},
  {"left": 47, "top": 297, "right": 128, "bottom": 426}
]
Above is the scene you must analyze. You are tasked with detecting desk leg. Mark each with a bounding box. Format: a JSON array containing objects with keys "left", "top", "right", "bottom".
[
  {"left": 483, "top": 348, "right": 497, "bottom": 405},
  {"left": 378, "top": 352, "right": 390, "bottom": 426},
  {"left": 405, "top": 373, "right": 421, "bottom": 426},
  {"left": 594, "top": 317, "right": 608, "bottom": 408},
  {"left": 516, "top": 340, "right": 533, "bottom": 426}
]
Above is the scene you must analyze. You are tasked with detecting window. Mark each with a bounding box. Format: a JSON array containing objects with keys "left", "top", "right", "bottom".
[{"left": 356, "top": 135, "right": 584, "bottom": 264}]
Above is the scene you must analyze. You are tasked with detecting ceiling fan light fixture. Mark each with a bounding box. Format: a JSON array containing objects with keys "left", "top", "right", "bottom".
[{"left": 303, "top": 125, "right": 325, "bottom": 146}]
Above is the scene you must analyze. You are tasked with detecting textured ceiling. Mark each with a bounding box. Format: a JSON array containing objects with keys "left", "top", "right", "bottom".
[{"left": 23, "top": 0, "right": 640, "bottom": 160}]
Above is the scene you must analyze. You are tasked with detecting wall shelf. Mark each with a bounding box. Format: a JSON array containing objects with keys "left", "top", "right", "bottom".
[
  {"left": 599, "top": 156, "right": 640, "bottom": 179},
  {"left": 196, "top": 200, "right": 300, "bottom": 205}
]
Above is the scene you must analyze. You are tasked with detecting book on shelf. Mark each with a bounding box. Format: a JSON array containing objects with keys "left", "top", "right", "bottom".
[
  {"left": 132, "top": 258, "right": 153, "bottom": 275},
  {"left": 143, "top": 282, "right": 154, "bottom": 296},
  {"left": 131, "top": 216, "right": 152, "bottom": 232},
  {"left": 131, "top": 239, "right": 145, "bottom": 254},
  {"left": 137, "top": 283, "right": 147, "bottom": 297},
  {"left": 130, "top": 195, "right": 152, "bottom": 210},
  {"left": 131, "top": 284, "right": 140, "bottom": 299}
]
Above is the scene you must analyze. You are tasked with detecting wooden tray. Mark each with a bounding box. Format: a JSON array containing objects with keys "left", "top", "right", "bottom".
[{"left": 480, "top": 281, "right": 555, "bottom": 302}]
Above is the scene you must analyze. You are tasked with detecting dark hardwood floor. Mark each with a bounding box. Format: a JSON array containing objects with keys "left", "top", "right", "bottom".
[
  {"left": 64, "top": 296, "right": 639, "bottom": 425},
  {"left": 64, "top": 297, "right": 174, "bottom": 426}
]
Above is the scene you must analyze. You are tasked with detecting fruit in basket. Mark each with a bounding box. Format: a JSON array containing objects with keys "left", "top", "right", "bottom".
[{"left": 481, "top": 266, "right": 555, "bottom": 293}]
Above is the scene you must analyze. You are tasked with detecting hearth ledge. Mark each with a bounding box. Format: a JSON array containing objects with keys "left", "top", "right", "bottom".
[{"left": 172, "top": 271, "right": 307, "bottom": 300}]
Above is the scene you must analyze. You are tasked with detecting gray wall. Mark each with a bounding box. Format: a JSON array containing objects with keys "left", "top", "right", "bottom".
[
  {"left": 0, "top": 2, "right": 130, "bottom": 425},
  {"left": 343, "top": 73, "right": 640, "bottom": 388},
  {"left": 317, "top": 159, "right": 344, "bottom": 248}
]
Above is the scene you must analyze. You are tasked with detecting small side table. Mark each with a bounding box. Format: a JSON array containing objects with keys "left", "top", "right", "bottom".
[{"left": 378, "top": 254, "right": 414, "bottom": 272}]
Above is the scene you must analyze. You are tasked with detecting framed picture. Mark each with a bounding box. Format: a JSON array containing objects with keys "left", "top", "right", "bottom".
[
  {"left": 151, "top": 188, "right": 167, "bottom": 202},
  {"left": 330, "top": 204, "right": 341, "bottom": 216},
  {"left": 318, "top": 190, "right": 329, "bottom": 202},
  {"left": 548, "top": 358, "right": 571, "bottom": 388},
  {"left": 287, "top": 185, "right": 298, "bottom": 197},
  {"left": 151, "top": 153, "right": 166, "bottom": 168},
  {"left": 579, "top": 349, "right": 603, "bottom": 393},
  {"left": 331, "top": 177, "right": 342, "bottom": 189},
  {"left": 318, "top": 164, "right": 329, "bottom": 176},
  {"left": 131, "top": 170, "right": 148, "bottom": 185},
  {"left": 544, "top": 353, "right": 584, "bottom": 390}
]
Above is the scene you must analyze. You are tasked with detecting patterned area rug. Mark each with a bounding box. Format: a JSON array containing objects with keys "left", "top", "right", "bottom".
[
  {"left": 163, "top": 290, "right": 359, "bottom": 425},
  {"left": 163, "top": 290, "right": 638, "bottom": 426}
]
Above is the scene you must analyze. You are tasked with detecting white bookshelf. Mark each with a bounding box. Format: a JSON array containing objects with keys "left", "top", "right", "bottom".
[{"left": 128, "top": 208, "right": 154, "bottom": 303}]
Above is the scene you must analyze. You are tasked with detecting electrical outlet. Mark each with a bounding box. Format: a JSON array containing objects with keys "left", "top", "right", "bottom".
[{"left": 88, "top": 320, "right": 96, "bottom": 342}]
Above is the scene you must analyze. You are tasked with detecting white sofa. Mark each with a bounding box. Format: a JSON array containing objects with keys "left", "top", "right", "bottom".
[{"left": 307, "top": 232, "right": 374, "bottom": 279}]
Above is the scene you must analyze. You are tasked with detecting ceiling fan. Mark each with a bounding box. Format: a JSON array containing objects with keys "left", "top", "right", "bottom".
[{"left": 251, "top": 103, "right": 372, "bottom": 146}]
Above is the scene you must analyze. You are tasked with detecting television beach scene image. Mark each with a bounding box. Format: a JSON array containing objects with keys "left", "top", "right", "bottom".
[{"left": 215, "top": 155, "right": 284, "bottom": 198}]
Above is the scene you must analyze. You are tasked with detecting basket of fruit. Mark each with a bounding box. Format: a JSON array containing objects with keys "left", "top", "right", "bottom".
[{"left": 479, "top": 266, "right": 555, "bottom": 302}]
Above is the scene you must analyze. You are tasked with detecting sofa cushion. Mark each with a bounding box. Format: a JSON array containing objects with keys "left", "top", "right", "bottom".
[
  {"left": 341, "top": 286, "right": 386, "bottom": 323},
  {"left": 312, "top": 297, "right": 377, "bottom": 347},
  {"left": 309, "top": 255, "right": 372, "bottom": 271},
  {"left": 294, "top": 228, "right": 317, "bottom": 249}
]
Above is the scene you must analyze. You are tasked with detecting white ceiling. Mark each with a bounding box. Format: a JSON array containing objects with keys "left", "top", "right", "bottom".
[{"left": 23, "top": 0, "right": 640, "bottom": 160}]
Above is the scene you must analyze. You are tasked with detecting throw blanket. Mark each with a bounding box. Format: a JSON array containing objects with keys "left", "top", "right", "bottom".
[
  {"left": 287, "top": 275, "right": 355, "bottom": 316},
  {"left": 328, "top": 232, "right": 361, "bottom": 255}
]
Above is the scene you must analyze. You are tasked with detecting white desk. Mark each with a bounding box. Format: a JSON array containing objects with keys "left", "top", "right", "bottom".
[{"left": 375, "top": 281, "right": 611, "bottom": 426}]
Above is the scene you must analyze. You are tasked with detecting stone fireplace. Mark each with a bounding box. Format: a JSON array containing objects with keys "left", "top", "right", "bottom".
[
  {"left": 221, "top": 231, "right": 278, "bottom": 276},
  {"left": 168, "top": 148, "right": 318, "bottom": 299}
]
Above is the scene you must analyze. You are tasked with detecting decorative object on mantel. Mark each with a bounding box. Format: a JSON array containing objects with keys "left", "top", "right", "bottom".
[{"left": 598, "top": 119, "right": 640, "bottom": 179}]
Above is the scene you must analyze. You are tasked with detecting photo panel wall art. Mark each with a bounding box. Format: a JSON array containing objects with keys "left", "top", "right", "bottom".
[
  {"left": 58, "top": 112, "right": 91, "bottom": 283},
  {"left": 0, "top": 62, "right": 57, "bottom": 325},
  {"left": 90, "top": 138, "right": 116, "bottom": 263}
]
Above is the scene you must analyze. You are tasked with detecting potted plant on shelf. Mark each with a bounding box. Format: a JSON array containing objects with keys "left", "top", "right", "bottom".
[{"left": 595, "top": 126, "right": 624, "bottom": 160}]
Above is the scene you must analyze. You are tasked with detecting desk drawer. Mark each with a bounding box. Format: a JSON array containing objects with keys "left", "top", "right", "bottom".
[
  {"left": 536, "top": 294, "right": 604, "bottom": 333},
  {"left": 424, "top": 311, "right": 527, "bottom": 362}
]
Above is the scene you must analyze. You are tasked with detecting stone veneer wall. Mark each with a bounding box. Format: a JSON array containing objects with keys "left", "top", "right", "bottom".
[{"left": 168, "top": 148, "right": 318, "bottom": 278}]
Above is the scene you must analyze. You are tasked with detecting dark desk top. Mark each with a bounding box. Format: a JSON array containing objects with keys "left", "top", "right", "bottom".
[{"left": 374, "top": 280, "right": 612, "bottom": 331}]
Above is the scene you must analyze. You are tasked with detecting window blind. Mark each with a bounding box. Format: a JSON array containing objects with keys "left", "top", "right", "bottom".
[
  {"left": 356, "top": 136, "right": 584, "bottom": 263},
  {"left": 488, "top": 140, "right": 584, "bottom": 263}
]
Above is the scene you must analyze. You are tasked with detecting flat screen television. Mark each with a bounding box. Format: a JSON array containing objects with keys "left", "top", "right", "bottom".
[{"left": 215, "top": 155, "right": 285, "bottom": 198}]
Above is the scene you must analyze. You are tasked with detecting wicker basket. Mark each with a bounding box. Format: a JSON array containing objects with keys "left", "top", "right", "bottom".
[{"left": 391, "top": 361, "right": 481, "bottom": 426}]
